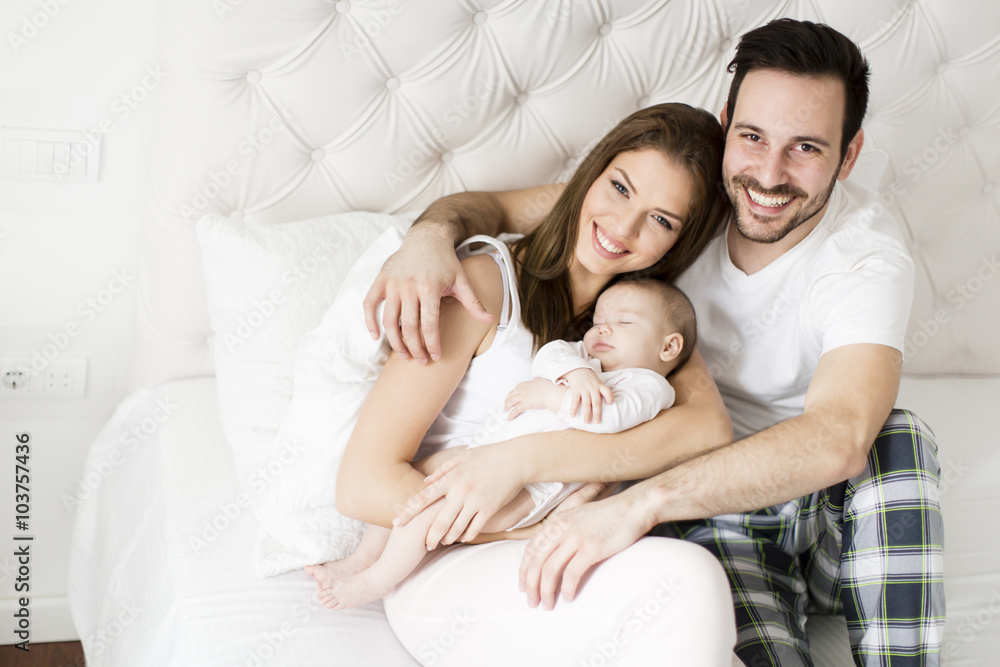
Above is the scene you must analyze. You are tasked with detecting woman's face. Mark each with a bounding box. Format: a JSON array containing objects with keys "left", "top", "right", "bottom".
[{"left": 573, "top": 148, "right": 695, "bottom": 278}]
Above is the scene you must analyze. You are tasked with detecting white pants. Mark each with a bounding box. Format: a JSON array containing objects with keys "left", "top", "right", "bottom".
[{"left": 383, "top": 536, "right": 737, "bottom": 666}]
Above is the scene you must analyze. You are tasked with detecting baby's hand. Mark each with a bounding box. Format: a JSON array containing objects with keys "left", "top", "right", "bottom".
[
  {"left": 504, "top": 379, "right": 563, "bottom": 420},
  {"left": 561, "top": 368, "right": 613, "bottom": 424}
]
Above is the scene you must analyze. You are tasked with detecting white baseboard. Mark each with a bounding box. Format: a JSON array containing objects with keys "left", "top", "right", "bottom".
[{"left": 0, "top": 596, "right": 79, "bottom": 645}]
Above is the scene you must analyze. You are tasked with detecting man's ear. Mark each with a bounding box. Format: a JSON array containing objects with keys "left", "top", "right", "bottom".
[
  {"left": 660, "top": 333, "right": 684, "bottom": 362},
  {"left": 719, "top": 103, "right": 729, "bottom": 130},
  {"left": 836, "top": 128, "right": 865, "bottom": 181}
]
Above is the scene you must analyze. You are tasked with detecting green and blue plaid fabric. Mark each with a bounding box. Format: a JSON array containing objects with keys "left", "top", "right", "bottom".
[{"left": 655, "top": 410, "right": 945, "bottom": 666}]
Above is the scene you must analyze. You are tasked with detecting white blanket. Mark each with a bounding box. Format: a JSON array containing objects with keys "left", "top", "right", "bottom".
[{"left": 255, "top": 227, "right": 404, "bottom": 577}]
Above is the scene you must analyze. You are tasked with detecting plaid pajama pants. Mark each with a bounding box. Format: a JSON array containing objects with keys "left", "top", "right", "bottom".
[{"left": 657, "top": 409, "right": 945, "bottom": 666}]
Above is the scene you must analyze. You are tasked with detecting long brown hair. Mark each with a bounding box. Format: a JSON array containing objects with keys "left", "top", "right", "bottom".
[{"left": 511, "top": 103, "right": 729, "bottom": 350}]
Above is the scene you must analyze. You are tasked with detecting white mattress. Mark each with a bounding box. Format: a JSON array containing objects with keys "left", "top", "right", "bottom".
[
  {"left": 67, "top": 377, "right": 418, "bottom": 666},
  {"left": 68, "top": 375, "right": 999, "bottom": 666}
]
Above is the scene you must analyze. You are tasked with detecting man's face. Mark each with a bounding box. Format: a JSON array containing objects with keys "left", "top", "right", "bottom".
[{"left": 722, "top": 69, "right": 854, "bottom": 244}]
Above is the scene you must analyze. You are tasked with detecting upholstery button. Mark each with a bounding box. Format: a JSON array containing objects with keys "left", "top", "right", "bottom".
[
  {"left": 516, "top": 92, "right": 529, "bottom": 105},
  {"left": 473, "top": 10, "right": 488, "bottom": 25},
  {"left": 598, "top": 22, "right": 612, "bottom": 36},
  {"left": 245, "top": 70, "right": 262, "bottom": 84},
  {"left": 936, "top": 62, "right": 948, "bottom": 74},
  {"left": 960, "top": 126, "right": 971, "bottom": 137},
  {"left": 637, "top": 95, "right": 650, "bottom": 107},
  {"left": 335, "top": 1, "right": 351, "bottom": 14},
  {"left": 311, "top": 149, "right": 326, "bottom": 162},
  {"left": 386, "top": 77, "right": 400, "bottom": 90},
  {"left": 230, "top": 210, "right": 245, "bottom": 222},
  {"left": 440, "top": 151, "right": 454, "bottom": 163},
  {"left": 719, "top": 38, "right": 733, "bottom": 52}
]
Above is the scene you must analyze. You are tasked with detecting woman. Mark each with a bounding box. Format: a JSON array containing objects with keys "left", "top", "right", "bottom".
[{"left": 337, "top": 104, "right": 737, "bottom": 665}]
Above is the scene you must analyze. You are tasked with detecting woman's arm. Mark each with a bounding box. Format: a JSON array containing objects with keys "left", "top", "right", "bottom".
[
  {"left": 336, "top": 254, "right": 506, "bottom": 528},
  {"left": 399, "top": 348, "right": 733, "bottom": 543},
  {"left": 363, "top": 184, "right": 566, "bottom": 362}
]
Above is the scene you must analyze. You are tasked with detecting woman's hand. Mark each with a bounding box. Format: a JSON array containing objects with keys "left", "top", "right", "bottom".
[
  {"left": 362, "top": 224, "right": 492, "bottom": 363},
  {"left": 518, "top": 489, "right": 652, "bottom": 610},
  {"left": 561, "top": 368, "right": 614, "bottom": 424},
  {"left": 394, "top": 446, "right": 527, "bottom": 549}
]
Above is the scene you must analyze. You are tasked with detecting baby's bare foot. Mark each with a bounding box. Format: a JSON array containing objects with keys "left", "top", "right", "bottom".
[
  {"left": 317, "top": 570, "right": 390, "bottom": 611},
  {"left": 304, "top": 557, "right": 369, "bottom": 590}
]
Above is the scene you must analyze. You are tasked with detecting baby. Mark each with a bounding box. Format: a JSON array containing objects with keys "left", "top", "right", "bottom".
[{"left": 306, "top": 278, "right": 697, "bottom": 609}]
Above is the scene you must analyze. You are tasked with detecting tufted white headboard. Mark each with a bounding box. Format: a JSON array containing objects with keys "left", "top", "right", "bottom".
[{"left": 135, "top": 0, "right": 1000, "bottom": 389}]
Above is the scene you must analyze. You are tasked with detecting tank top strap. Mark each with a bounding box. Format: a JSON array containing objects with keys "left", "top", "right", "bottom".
[{"left": 456, "top": 235, "right": 521, "bottom": 333}]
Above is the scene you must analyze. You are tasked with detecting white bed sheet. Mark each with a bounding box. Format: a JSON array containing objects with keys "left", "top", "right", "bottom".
[{"left": 67, "top": 377, "right": 418, "bottom": 667}]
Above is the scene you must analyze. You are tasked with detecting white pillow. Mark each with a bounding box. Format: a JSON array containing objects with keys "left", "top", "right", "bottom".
[{"left": 196, "top": 211, "right": 415, "bottom": 573}]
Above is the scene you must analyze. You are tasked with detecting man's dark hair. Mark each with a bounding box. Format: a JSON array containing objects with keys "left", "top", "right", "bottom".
[{"left": 725, "top": 18, "right": 870, "bottom": 159}]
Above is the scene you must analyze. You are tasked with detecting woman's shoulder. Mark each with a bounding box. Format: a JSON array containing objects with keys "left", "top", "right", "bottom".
[{"left": 456, "top": 252, "right": 505, "bottom": 319}]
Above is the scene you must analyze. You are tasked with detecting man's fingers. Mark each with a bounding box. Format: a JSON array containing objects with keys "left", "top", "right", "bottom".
[
  {"left": 537, "top": 543, "right": 575, "bottom": 610},
  {"left": 559, "top": 552, "right": 596, "bottom": 603},
  {"left": 399, "top": 297, "right": 426, "bottom": 362},
  {"left": 381, "top": 297, "right": 407, "bottom": 358},
  {"left": 420, "top": 296, "right": 442, "bottom": 361},
  {"left": 450, "top": 271, "right": 493, "bottom": 324},
  {"left": 362, "top": 281, "right": 385, "bottom": 340}
]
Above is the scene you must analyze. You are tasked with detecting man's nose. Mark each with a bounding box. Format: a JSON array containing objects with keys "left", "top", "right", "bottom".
[{"left": 754, "top": 147, "right": 789, "bottom": 188}]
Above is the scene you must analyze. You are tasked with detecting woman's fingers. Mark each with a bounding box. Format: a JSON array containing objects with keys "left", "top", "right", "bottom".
[
  {"left": 458, "top": 511, "right": 490, "bottom": 543},
  {"left": 442, "top": 506, "right": 478, "bottom": 545},
  {"left": 425, "top": 500, "right": 463, "bottom": 549},
  {"left": 395, "top": 481, "right": 446, "bottom": 527}
]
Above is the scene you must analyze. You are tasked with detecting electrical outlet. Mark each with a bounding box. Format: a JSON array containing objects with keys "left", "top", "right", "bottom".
[{"left": 0, "top": 356, "right": 87, "bottom": 399}]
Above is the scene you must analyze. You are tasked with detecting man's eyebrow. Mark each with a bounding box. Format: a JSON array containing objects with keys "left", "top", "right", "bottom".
[
  {"left": 615, "top": 167, "right": 686, "bottom": 224},
  {"left": 733, "top": 122, "right": 831, "bottom": 148}
]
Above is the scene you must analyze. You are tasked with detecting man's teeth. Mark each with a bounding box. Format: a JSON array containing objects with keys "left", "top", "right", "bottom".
[
  {"left": 595, "top": 226, "right": 627, "bottom": 254},
  {"left": 747, "top": 188, "right": 793, "bottom": 208}
]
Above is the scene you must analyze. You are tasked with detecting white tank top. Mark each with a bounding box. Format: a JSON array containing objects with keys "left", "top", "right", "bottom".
[{"left": 418, "top": 235, "right": 535, "bottom": 457}]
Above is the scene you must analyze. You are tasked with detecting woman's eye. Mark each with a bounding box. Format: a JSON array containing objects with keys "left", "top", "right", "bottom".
[
  {"left": 653, "top": 214, "right": 673, "bottom": 231},
  {"left": 612, "top": 180, "right": 628, "bottom": 196}
]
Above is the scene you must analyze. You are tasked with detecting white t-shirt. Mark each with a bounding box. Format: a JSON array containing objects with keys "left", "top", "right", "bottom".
[{"left": 676, "top": 180, "right": 914, "bottom": 440}]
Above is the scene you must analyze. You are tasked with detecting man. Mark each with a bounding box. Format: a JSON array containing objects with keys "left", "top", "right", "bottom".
[{"left": 368, "top": 19, "right": 944, "bottom": 666}]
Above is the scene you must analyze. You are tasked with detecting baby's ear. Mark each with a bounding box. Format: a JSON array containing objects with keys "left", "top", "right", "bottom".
[{"left": 660, "top": 333, "right": 683, "bottom": 362}]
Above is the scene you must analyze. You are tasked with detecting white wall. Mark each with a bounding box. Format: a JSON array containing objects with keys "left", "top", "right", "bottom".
[{"left": 0, "top": 0, "right": 161, "bottom": 643}]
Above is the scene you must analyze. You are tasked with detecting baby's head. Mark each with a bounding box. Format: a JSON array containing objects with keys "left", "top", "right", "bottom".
[{"left": 583, "top": 279, "right": 696, "bottom": 377}]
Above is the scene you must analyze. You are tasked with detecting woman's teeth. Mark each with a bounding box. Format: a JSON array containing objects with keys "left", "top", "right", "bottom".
[
  {"left": 747, "top": 188, "right": 793, "bottom": 208},
  {"left": 595, "top": 226, "right": 627, "bottom": 254}
]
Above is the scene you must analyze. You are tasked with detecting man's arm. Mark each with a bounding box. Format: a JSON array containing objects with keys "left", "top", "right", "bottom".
[
  {"left": 363, "top": 184, "right": 565, "bottom": 362},
  {"left": 641, "top": 343, "right": 901, "bottom": 522},
  {"left": 518, "top": 343, "right": 902, "bottom": 609}
]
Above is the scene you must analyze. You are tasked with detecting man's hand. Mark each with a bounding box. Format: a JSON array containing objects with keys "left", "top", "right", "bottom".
[
  {"left": 561, "top": 368, "right": 614, "bottom": 424},
  {"left": 504, "top": 378, "right": 565, "bottom": 419},
  {"left": 362, "top": 225, "right": 492, "bottom": 363},
  {"left": 518, "top": 489, "right": 650, "bottom": 610}
]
